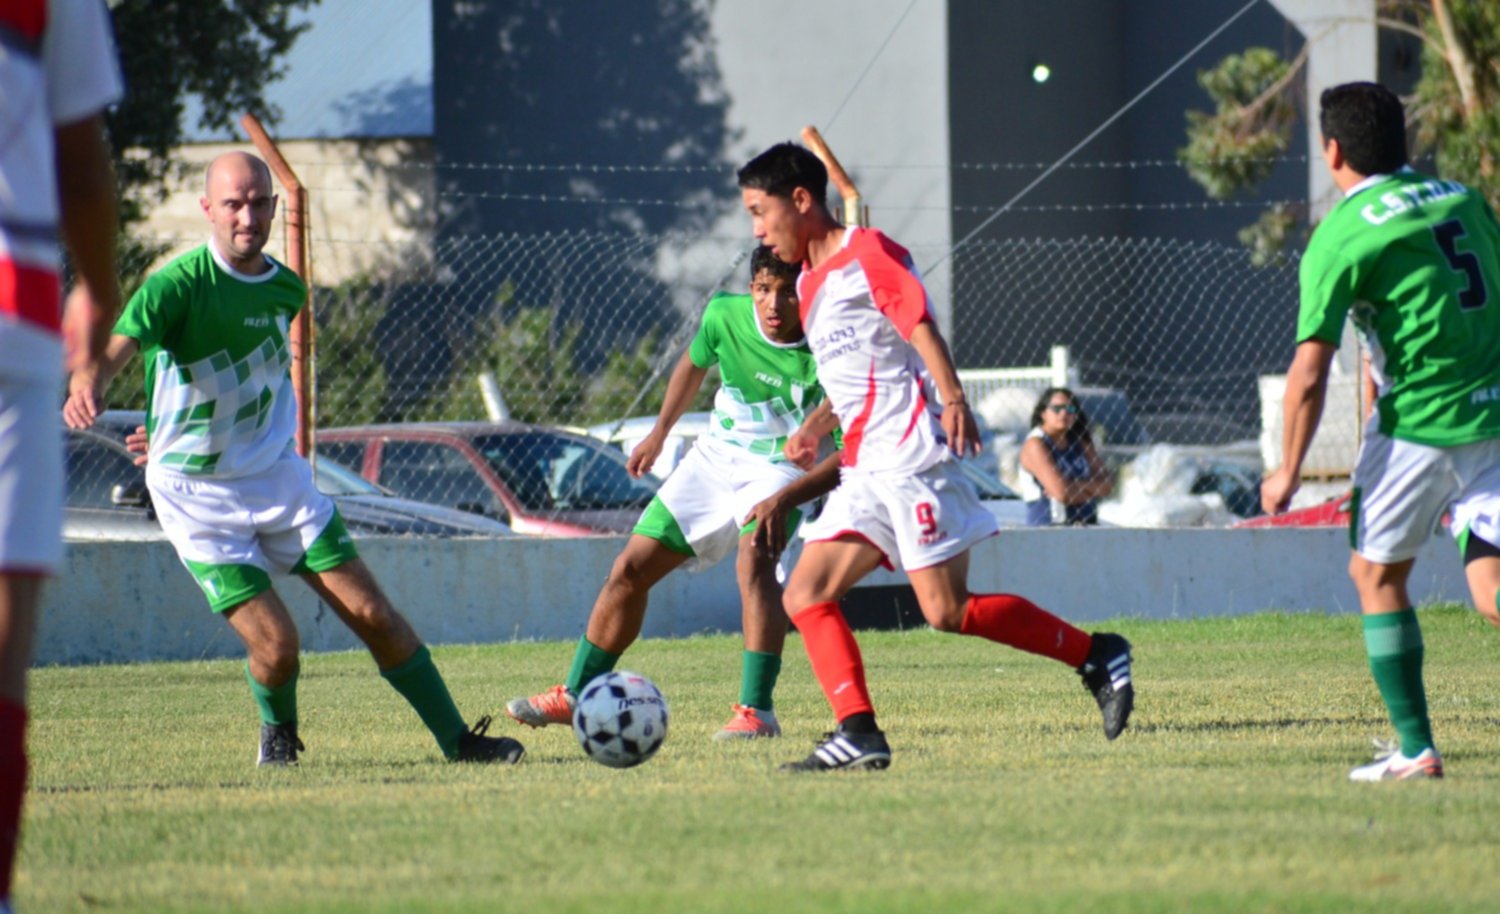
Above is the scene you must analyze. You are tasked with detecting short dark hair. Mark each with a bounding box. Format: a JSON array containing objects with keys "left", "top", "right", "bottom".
[
  {"left": 1319, "top": 82, "right": 1408, "bottom": 176},
  {"left": 750, "top": 244, "right": 799, "bottom": 285},
  {"left": 737, "top": 142, "right": 828, "bottom": 209}
]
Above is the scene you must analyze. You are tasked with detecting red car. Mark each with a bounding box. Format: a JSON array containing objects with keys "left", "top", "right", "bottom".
[
  {"left": 318, "top": 422, "right": 658, "bottom": 537},
  {"left": 1234, "top": 492, "right": 1352, "bottom": 528}
]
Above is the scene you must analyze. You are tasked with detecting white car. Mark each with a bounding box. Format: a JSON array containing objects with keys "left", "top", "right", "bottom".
[
  {"left": 586, "top": 413, "right": 711, "bottom": 481},
  {"left": 587, "top": 412, "right": 1029, "bottom": 527}
]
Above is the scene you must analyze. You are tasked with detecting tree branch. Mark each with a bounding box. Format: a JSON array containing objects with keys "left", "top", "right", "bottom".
[{"left": 1431, "top": 0, "right": 1479, "bottom": 116}]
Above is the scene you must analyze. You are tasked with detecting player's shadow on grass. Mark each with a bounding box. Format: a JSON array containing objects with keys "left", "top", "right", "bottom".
[{"left": 1130, "top": 714, "right": 1390, "bottom": 735}]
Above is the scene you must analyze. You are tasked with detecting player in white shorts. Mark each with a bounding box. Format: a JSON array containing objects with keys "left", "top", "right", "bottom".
[
  {"left": 737, "top": 142, "right": 1135, "bottom": 773},
  {"left": 1263, "top": 83, "right": 1500, "bottom": 781},
  {"left": 145, "top": 453, "right": 348, "bottom": 608},
  {"left": 1, "top": 3, "right": 123, "bottom": 908},
  {"left": 506, "top": 246, "right": 827, "bottom": 741},
  {"left": 64, "top": 150, "right": 524, "bottom": 769},
  {"left": 1351, "top": 430, "right": 1500, "bottom": 566}
]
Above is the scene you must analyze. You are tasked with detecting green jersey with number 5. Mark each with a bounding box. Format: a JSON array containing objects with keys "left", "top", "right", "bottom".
[{"left": 1298, "top": 170, "right": 1500, "bottom": 446}]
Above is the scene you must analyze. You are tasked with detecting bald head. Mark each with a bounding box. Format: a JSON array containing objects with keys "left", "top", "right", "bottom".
[
  {"left": 204, "top": 151, "right": 272, "bottom": 197},
  {"left": 200, "top": 151, "right": 277, "bottom": 273}
]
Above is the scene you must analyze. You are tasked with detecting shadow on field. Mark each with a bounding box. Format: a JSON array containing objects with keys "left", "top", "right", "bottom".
[{"left": 1130, "top": 715, "right": 1388, "bottom": 735}]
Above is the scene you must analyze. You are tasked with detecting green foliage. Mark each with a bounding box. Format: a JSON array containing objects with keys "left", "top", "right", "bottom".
[
  {"left": 1182, "top": 4, "right": 1500, "bottom": 262},
  {"left": 1179, "top": 48, "right": 1296, "bottom": 199},
  {"left": 106, "top": 0, "right": 319, "bottom": 226},
  {"left": 1411, "top": 0, "right": 1500, "bottom": 205},
  {"left": 417, "top": 289, "right": 588, "bottom": 425},
  {"left": 576, "top": 326, "right": 716, "bottom": 426},
  {"left": 312, "top": 278, "right": 390, "bottom": 427},
  {"left": 23, "top": 608, "right": 1500, "bottom": 912},
  {"left": 1236, "top": 202, "right": 1300, "bottom": 268}
]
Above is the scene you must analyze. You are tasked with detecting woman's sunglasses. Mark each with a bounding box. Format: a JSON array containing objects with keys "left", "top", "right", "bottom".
[{"left": 1046, "top": 403, "right": 1079, "bottom": 414}]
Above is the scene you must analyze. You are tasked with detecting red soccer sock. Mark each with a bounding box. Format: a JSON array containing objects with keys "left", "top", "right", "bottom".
[
  {"left": 0, "top": 698, "right": 28, "bottom": 903},
  {"left": 959, "top": 593, "right": 1092, "bottom": 668},
  {"left": 790, "top": 601, "right": 875, "bottom": 722}
]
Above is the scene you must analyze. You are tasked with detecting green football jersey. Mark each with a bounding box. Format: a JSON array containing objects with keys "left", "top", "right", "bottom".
[
  {"left": 114, "top": 244, "right": 306, "bottom": 477},
  {"left": 688, "top": 292, "right": 823, "bottom": 461},
  {"left": 1298, "top": 170, "right": 1500, "bottom": 446}
]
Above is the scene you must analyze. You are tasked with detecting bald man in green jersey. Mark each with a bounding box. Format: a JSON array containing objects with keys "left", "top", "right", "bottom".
[
  {"left": 507, "top": 246, "right": 826, "bottom": 741},
  {"left": 64, "top": 152, "right": 524, "bottom": 768},
  {"left": 1263, "top": 83, "right": 1500, "bottom": 781}
]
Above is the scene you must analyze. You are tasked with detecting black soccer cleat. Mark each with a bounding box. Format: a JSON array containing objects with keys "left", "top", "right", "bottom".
[
  {"left": 780, "top": 726, "right": 892, "bottom": 773},
  {"left": 258, "top": 723, "right": 305, "bottom": 767},
  {"left": 1078, "top": 632, "right": 1134, "bottom": 740},
  {"left": 454, "top": 715, "right": 526, "bottom": 764}
]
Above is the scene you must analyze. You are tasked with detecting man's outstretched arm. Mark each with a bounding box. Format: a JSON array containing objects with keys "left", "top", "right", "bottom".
[
  {"left": 1262, "top": 340, "right": 1337, "bottom": 514},
  {"left": 625, "top": 350, "right": 709, "bottom": 479}
]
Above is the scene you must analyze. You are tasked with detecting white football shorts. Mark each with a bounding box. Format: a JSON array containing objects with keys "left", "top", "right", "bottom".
[
  {"left": 0, "top": 375, "right": 63, "bottom": 573},
  {"left": 802, "top": 456, "right": 998, "bottom": 571},
  {"left": 1352, "top": 421, "right": 1500, "bottom": 564},
  {"left": 644, "top": 436, "right": 805, "bottom": 569},
  {"left": 147, "top": 450, "right": 340, "bottom": 576}
]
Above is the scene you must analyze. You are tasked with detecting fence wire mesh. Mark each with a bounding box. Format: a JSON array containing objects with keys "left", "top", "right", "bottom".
[{"left": 67, "top": 181, "right": 1365, "bottom": 540}]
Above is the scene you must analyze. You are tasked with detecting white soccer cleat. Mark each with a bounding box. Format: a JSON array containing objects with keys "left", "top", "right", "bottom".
[{"left": 1348, "top": 740, "right": 1443, "bottom": 782}]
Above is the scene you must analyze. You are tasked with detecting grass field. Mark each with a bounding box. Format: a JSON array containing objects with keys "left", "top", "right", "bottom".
[{"left": 20, "top": 606, "right": 1500, "bottom": 913}]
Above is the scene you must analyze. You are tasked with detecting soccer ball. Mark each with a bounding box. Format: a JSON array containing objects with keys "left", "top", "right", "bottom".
[{"left": 572, "top": 670, "right": 669, "bottom": 768}]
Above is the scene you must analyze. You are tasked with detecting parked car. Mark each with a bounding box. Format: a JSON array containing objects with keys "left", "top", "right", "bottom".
[
  {"left": 301, "top": 455, "right": 519, "bottom": 536},
  {"left": 318, "top": 422, "right": 659, "bottom": 536},
  {"left": 64, "top": 428, "right": 166, "bottom": 541},
  {"left": 65, "top": 421, "right": 515, "bottom": 540},
  {"left": 586, "top": 412, "right": 714, "bottom": 481},
  {"left": 587, "top": 411, "right": 1030, "bottom": 526}
]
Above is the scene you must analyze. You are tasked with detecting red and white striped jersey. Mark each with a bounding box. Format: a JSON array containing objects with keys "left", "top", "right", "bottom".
[
  {"left": 797, "top": 226, "right": 948, "bottom": 475},
  {"left": 0, "top": 0, "right": 122, "bottom": 381}
]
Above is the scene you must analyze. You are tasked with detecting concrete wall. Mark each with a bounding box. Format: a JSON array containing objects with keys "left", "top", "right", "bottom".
[{"left": 38, "top": 529, "right": 1471, "bottom": 666}]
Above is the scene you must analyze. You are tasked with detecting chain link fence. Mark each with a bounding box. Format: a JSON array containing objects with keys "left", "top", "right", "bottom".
[{"left": 65, "top": 172, "right": 1365, "bottom": 539}]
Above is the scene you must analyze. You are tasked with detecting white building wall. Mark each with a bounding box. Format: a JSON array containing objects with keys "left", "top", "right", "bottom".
[{"left": 708, "top": 0, "right": 954, "bottom": 328}]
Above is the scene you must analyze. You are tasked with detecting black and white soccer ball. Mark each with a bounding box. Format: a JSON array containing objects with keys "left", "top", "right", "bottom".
[{"left": 572, "top": 670, "right": 669, "bottom": 768}]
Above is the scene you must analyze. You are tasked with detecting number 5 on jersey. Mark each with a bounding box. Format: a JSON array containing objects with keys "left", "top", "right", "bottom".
[{"left": 1432, "top": 218, "right": 1490, "bottom": 311}]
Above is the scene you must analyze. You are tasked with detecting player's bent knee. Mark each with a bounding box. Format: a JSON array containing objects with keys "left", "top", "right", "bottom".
[
  {"left": 919, "top": 603, "right": 966, "bottom": 633},
  {"left": 737, "top": 551, "right": 780, "bottom": 587},
  {"left": 606, "top": 556, "right": 651, "bottom": 595},
  {"left": 251, "top": 635, "right": 299, "bottom": 681},
  {"left": 1347, "top": 554, "right": 1389, "bottom": 592},
  {"left": 782, "top": 591, "right": 817, "bottom": 618}
]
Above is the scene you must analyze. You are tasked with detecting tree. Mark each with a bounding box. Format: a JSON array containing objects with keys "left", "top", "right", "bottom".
[
  {"left": 1179, "top": 0, "right": 1499, "bottom": 262},
  {"left": 312, "top": 278, "right": 391, "bottom": 427},
  {"left": 105, "top": 0, "right": 319, "bottom": 227},
  {"left": 417, "top": 289, "right": 588, "bottom": 426},
  {"left": 578, "top": 327, "right": 717, "bottom": 427}
]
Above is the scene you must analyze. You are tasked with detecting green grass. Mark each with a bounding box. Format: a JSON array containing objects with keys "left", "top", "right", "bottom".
[{"left": 20, "top": 606, "right": 1500, "bottom": 913}]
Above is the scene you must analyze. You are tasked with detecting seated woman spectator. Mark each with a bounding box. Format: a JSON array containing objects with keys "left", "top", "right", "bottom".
[{"left": 1018, "top": 387, "right": 1113, "bottom": 526}]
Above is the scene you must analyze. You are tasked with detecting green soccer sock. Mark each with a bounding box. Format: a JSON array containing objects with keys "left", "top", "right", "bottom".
[
  {"left": 245, "top": 663, "right": 298, "bottom": 727},
  {"left": 1363, "top": 608, "right": 1435, "bottom": 756},
  {"left": 564, "top": 637, "right": 621, "bottom": 695},
  {"left": 738, "top": 650, "right": 782, "bottom": 711},
  {"left": 380, "top": 645, "right": 467, "bottom": 760}
]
